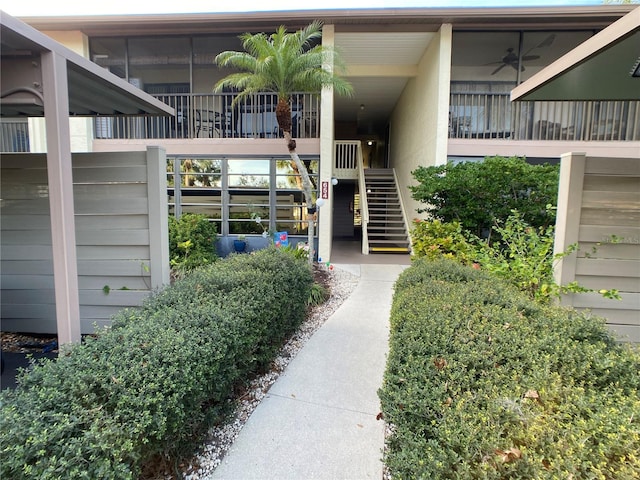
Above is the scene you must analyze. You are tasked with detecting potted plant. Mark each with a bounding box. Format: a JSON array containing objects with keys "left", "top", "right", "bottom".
[{"left": 233, "top": 234, "right": 247, "bottom": 253}]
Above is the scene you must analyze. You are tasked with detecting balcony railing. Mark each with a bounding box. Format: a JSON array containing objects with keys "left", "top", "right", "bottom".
[
  {"left": 449, "top": 93, "right": 640, "bottom": 142},
  {"left": 94, "top": 92, "right": 320, "bottom": 140}
]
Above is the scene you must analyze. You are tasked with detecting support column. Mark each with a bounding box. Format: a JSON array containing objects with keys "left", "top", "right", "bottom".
[
  {"left": 318, "top": 24, "right": 336, "bottom": 263},
  {"left": 41, "top": 51, "right": 81, "bottom": 345},
  {"left": 553, "top": 152, "right": 586, "bottom": 307},
  {"left": 147, "top": 146, "right": 170, "bottom": 289}
]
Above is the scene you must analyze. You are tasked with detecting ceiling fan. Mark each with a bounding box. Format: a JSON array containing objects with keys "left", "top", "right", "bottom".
[{"left": 488, "top": 34, "right": 556, "bottom": 76}]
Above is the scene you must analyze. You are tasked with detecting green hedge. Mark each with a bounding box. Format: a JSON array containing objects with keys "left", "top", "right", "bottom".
[
  {"left": 380, "top": 259, "right": 640, "bottom": 479},
  {"left": 0, "top": 247, "right": 313, "bottom": 479}
]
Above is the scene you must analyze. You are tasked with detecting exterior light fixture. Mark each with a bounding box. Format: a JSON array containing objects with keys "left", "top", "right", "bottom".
[
  {"left": 316, "top": 198, "right": 326, "bottom": 208},
  {"left": 331, "top": 177, "right": 338, "bottom": 186}
]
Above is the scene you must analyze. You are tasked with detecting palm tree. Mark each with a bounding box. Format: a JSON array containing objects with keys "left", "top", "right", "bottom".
[{"left": 214, "top": 21, "right": 353, "bottom": 263}]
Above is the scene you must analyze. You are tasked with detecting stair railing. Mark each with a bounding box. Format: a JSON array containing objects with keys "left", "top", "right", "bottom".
[
  {"left": 392, "top": 168, "right": 412, "bottom": 254},
  {"left": 357, "top": 142, "right": 370, "bottom": 255}
]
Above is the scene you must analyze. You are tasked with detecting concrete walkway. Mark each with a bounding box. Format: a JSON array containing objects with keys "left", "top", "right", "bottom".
[{"left": 211, "top": 263, "right": 408, "bottom": 480}]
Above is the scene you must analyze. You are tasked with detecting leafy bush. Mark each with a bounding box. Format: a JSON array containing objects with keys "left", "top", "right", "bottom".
[
  {"left": 380, "top": 259, "right": 640, "bottom": 480},
  {"left": 411, "top": 212, "right": 620, "bottom": 304},
  {"left": 0, "top": 247, "right": 313, "bottom": 479},
  {"left": 473, "top": 210, "right": 557, "bottom": 302},
  {"left": 168, "top": 213, "right": 218, "bottom": 271},
  {"left": 410, "top": 156, "right": 559, "bottom": 239},
  {"left": 410, "top": 218, "right": 475, "bottom": 264}
]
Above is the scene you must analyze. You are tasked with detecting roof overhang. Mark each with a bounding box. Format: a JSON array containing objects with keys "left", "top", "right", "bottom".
[
  {"left": 17, "top": 6, "right": 636, "bottom": 35},
  {"left": 1, "top": 10, "right": 174, "bottom": 117},
  {"left": 511, "top": 7, "right": 640, "bottom": 102}
]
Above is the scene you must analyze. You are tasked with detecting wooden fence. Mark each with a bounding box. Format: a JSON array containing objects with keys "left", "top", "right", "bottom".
[
  {"left": 0, "top": 148, "right": 169, "bottom": 334},
  {"left": 554, "top": 152, "right": 640, "bottom": 342}
]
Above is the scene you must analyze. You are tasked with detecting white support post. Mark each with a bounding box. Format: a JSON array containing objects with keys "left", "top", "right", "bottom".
[
  {"left": 146, "top": 146, "right": 170, "bottom": 289},
  {"left": 41, "top": 51, "right": 81, "bottom": 345},
  {"left": 553, "top": 152, "right": 586, "bottom": 307},
  {"left": 318, "top": 23, "right": 336, "bottom": 263}
]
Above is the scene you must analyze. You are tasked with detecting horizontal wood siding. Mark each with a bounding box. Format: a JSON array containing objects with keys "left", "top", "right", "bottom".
[
  {"left": 1, "top": 152, "right": 156, "bottom": 334},
  {"left": 555, "top": 153, "right": 640, "bottom": 342}
]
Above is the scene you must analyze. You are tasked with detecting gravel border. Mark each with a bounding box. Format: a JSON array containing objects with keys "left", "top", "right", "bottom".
[{"left": 180, "top": 264, "right": 360, "bottom": 479}]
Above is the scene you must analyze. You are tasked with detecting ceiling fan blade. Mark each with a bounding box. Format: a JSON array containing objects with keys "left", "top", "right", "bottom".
[
  {"left": 537, "top": 34, "right": 556, "bottom": 49},
  {"left": 491, "top": 64, "right": 506, "bottom": 75},
  {"left": 523, "top": 34, "right": 556, "bottom": 56},
  {"left": 522, "top": 54, "right": 540, "bottom": 61}
]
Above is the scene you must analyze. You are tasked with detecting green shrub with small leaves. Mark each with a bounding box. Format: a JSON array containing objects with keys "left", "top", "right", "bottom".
[
  {"left": 412, "top": 212, "right": 621, "bottom": 304},
  {"left": 380, "top": 259, "right": 640, "bottom": 479},
  {"left": 472, "top": 210, "right": 621, "bottom": 303},
  {"left": 168, "top": 213, "right": 218, "bottom": 271},
  {"left": 472, "top": 209, "right": 557, "bottom": 302},
  {"left": 410, "top": 156, "right": 559, "bottom": 239},
  {"left": 0, "top": 247, "right": 313, "bottom": 479},
  {"left": 410, "top": 218, "right": 475, "bottom": 264}
]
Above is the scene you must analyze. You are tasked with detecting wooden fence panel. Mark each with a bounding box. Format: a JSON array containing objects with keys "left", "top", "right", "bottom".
[
  {"left": 554, "top": 153, "right": 640, "bottom": 342},
  {"left": 0, "top": 149, "right": 168, "bottom": 334}
]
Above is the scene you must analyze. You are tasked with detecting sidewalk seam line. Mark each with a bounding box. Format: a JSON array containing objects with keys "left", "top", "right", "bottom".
[{"left": 267, "top": 392, "right": 380, "bottom": 418}]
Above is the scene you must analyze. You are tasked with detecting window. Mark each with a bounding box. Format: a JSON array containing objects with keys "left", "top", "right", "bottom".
[
  {"left": 275, "top": 158, "right": 319, "bottom": 234},
  {"left": 168, "top": 156, "right": 319, "bottom": 237},
  {"left": 168, "top": 158, "right": 223, "bottom": 232},
  {"left": 228, "top": 159, "right": 270, "bottom": 234}
]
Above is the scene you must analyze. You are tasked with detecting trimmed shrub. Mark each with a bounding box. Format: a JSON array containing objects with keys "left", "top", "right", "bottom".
[
  {"left": 380, "top": 258, "right": 640, "bottom": 479},
  {"left": 0, "top": 247, "right": 313, "bottom": 479}
]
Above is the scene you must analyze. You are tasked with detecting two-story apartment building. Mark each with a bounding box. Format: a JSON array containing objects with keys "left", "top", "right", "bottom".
[{"left": 4, "top": 5, "right": 639, "bottom": 264}]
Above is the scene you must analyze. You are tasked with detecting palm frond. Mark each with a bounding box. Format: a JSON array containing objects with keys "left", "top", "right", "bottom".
[{"left": 214, "top": 21, "right": 352, "bottom": 102}]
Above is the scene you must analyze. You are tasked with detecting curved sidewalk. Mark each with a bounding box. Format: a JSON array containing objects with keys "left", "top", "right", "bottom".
[{"left": 210, "top": 263, "right": 408, "bottom": 480}]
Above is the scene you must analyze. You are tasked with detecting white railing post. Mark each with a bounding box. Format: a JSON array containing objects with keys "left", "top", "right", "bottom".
[{"left": 356, "top": 142, "right": 369, "bottom": 255}]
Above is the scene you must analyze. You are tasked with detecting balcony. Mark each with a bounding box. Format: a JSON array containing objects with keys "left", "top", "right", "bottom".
[
  {"left": 93, "top": 92, "right": 320, "bottom": 140},
  {"left": 449, "top": 92, "right": 640, "bottom": 142}
]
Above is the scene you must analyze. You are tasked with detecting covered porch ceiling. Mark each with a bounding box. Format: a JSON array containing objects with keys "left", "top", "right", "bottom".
[
  {"left": 334, "top": 30, "right": 435, "bottom": 133},
  {"left": 511, "top": 7, "right": 640, "bottom": 102}
]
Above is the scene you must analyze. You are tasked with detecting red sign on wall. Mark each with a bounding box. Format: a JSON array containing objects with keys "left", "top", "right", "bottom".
[{"left": 321, "top": 181, "right": 329, "bottom": 199}]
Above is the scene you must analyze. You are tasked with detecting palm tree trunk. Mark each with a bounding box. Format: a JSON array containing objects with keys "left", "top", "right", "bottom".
[{"left": 284, "top": 131, "right": 315, "bottom": 264}]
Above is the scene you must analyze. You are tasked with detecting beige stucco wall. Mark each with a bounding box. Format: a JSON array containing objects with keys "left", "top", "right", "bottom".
[
  {"left": 30, "top": 30, "right": 94, "bottom": 153},
  {"left": 388, "top": 24, "right": 452, "bottom": 222}
]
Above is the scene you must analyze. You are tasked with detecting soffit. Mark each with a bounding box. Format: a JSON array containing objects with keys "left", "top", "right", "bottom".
[
  {"left": 336, "top": 32, "right": 434, "bottom": 65},
  {"left": 20, "top": 6, "right": 635, "bottom": 36},
  {"left": 333, "top": 31, "right": 433, "bottom": 129}
]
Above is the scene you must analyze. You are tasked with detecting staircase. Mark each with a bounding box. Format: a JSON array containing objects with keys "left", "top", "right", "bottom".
[{"left": 363, "top": 169, "right": 411, "bottom": 254}]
